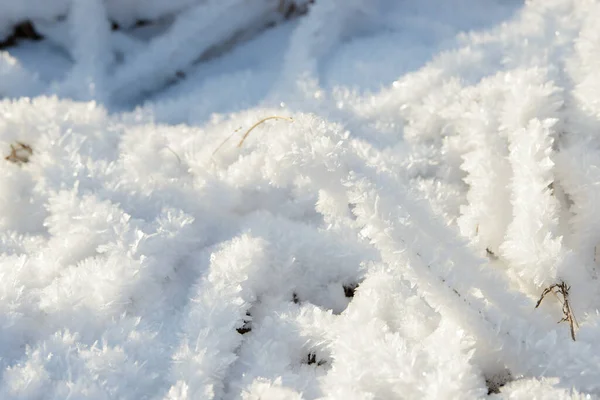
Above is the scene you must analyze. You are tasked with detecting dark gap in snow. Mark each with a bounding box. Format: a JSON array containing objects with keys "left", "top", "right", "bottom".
[
  {"left": 134, "top": 19, "right": 153, "bottom": 28},
  {"left": 236, "top": 311, "right": 252, "bottom": 335},
  {"left": 343, "top": 283, "right": 358, "bottom": 298},
  {"left": 279, "top": 0, "right": 315, "bottom": 20},
  {"left": 305, "top": 352, "right": 327, "bottom": 367},
  {"left": 111, "top": 18, "right": 156, "bottom": 32},
  {"left": 485, "top": 369, "right": 512, "bottom": 395},
  {"left": 0, "top": 21, "right": 43, "bottom": 49},
  {"left": 292, "top": 292, "right": 301, "bottom": 304}
]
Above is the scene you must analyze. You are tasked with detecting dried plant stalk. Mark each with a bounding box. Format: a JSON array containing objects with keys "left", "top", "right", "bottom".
[
  {"left": 237, "top": 116, "right": 293, "bottom": 148},
  {"left": 212, "top": 115, "right": 293, "bottom": 156},
  {"left": 536, "top": 281, "right": 579, "bottom": 341}
]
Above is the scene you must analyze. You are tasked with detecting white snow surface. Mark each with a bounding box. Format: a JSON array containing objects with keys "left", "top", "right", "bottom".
[{"left": 2, "top": 0, "right": 600, "bottom": 398}]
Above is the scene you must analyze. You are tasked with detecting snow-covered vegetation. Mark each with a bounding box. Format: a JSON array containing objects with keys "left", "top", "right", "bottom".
[{"left": 0, "top": 0, "right": 599, "bottom": 398}]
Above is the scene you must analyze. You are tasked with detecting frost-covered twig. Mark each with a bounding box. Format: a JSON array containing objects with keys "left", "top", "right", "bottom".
[
  {"left": 500, "top": 119, "right": 563, "bottom": 291},
  {"left": 456, "top": 80, "right": 512, "bottom": 255},
  {"left": 275, "top": 0, "right": 379, "bottom": 100},
  {"left": 109, "top": 0, "right": 283, "bottom": 103},
  {"left": 165, "top": 236, "right": 262, "bottom": 399},
  {"left": 53, "top": 0, "right": 113, "bottom": 101}
]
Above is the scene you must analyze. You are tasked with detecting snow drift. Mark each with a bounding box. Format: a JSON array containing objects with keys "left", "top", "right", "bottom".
[{"left": 1, "top": 0, "right": 600, "bottom": 398}]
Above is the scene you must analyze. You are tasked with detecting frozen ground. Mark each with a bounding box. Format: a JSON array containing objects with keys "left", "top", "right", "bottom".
[{"left": 1, "top": 0, "right": 600, "bottom": 398}]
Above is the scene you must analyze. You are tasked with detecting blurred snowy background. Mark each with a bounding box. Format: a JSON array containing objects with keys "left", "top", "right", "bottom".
[{"left": 1, "top": 0, "right": 600, "bottom": 398}]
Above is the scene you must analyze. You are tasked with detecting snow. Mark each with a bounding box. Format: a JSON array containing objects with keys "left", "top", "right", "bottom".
[{"left": 2, "top": 0, "right": 600, "bottom": 398}]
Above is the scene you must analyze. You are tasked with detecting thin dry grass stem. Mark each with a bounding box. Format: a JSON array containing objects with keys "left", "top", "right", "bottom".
[
  {"left": 211, "top": 116, "right": 293, "bottom": 156},
  {"left": 5, "top": 142, "right": 33, "bottom": 165},
  {"left": 536, "top": 281, "right": 579, "bottom": 341},
  {"left": 237, "top": 116, "right": 293, "bottom": 148},
  {"left": 212, "top": 127, "right": 242, "bottom": 156}
]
